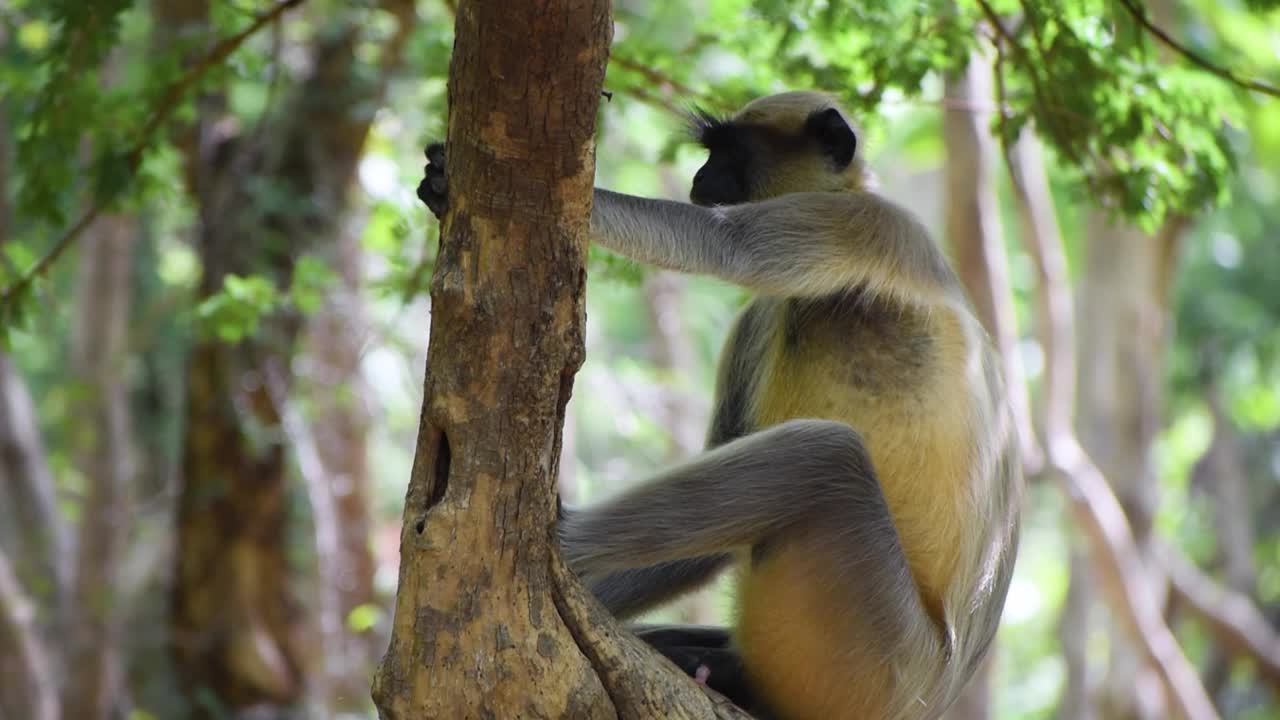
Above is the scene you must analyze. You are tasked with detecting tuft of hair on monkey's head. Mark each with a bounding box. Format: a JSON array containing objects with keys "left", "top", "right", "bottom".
[{"left": 685, "top": 91, "right": 867, "bottom": 207}]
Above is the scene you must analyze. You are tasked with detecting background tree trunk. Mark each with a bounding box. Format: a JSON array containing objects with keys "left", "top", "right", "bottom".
[
  {"left": 940, "top": 52, "right": 1022, "bottom": 720},
  {"left": 62, "top": 212, "right": 138, "bottom": 720},
  {"left": 169, "top": 6, "right": 413, "bottom": 714},
  {"left": 1077, "top": 213, "right": 1184, "bottom": 720},
  {"left": 0, "top": 545, "right": 58, "bottom": 720},
  {"left": 299, "top": 218, "right": 379, "bottom": 711}
]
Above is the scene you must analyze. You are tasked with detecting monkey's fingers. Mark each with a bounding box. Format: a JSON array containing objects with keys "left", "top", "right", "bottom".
[{"left": 418, "top": 165, "right": 449, "bottom": 220}]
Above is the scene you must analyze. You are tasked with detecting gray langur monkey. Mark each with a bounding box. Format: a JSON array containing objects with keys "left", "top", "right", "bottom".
[{"left": 417, "top": 91, "right": 1022, "bottom": 720}]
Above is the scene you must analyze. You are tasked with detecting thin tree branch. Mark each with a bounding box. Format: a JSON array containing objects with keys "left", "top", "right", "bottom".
[
  {"left": 1116, "top": 0, "right": 1280, "bottom": 98},
  {"left": 610, "top": 54, "right": 732, "bottom": 114},
  {"left": 1161, "top": 543, "right": 1280, "bottom": 691},
  {"left": 975, "top": 0, "right": 1084, "bottom": 164},
  {"left": 0, "top": 548, "right": 58, "bottom": 720},
  {"left": 265, "top": 362, "right": 343, "bottom": 702},
  {"left": 0, "top": 0, "right": 306, "bottom": 311}
]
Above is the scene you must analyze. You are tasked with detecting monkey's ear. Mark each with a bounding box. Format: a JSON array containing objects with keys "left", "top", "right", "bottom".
[{"left": 805, "top": 107, "right": 857, "bottom": 169}]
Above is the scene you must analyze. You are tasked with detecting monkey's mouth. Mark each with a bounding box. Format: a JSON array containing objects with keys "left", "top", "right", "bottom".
[{"left": 690, "top": 186, "right": 745, "bottom": 207}]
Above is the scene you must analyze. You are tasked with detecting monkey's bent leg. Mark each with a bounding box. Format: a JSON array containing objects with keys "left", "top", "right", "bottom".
[
  {"left": 559, "top": 418, "right": 881, "bottom": 579},
  {"left": 629, "top": 623, "right": 733, "bottom": 650},
  {"left": 588, "top": 554, "right": 732, "bottom": 619},
  {"left": 560, "top": 418, "right": 945, "bottom": 717}
]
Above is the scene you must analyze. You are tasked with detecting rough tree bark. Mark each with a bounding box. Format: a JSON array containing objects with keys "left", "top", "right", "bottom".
[{"left": 372, "top": 2, "right": 748, "bottom": 717}]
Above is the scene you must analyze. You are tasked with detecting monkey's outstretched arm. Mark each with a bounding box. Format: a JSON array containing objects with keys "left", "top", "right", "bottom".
[{"left": 591, "top": 190, "right": 960, "bottom": 301}]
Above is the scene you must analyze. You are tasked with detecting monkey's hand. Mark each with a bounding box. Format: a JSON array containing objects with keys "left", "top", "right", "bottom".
[{"left": 417, "top": 143, "right": 448, "bottom": 220}]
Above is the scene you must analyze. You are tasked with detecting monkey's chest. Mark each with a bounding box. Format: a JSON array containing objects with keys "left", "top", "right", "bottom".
[{"left": 746, "top": 312, "right": 971, "bottom": 624}]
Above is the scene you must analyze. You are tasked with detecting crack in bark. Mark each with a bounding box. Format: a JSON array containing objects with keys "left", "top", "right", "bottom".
[{"left": 549, "top": 562, "right": 622, "bottom": 718}]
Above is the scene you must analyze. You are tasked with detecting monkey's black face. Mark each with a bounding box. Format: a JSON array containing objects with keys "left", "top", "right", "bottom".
[
  {"left": 686, "top": 105, "right": 859, "bottom": 206},
  {"left": 690, "top": 148, "right": 752, "bottom": 207},
  {"left": 688, "top": 110, "right": 755, "bottom": 206}
]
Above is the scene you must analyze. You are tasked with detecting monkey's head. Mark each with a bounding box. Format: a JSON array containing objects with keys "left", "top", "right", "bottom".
[{"left": 688, "top": 91, "right": 865, "bottom": 207}]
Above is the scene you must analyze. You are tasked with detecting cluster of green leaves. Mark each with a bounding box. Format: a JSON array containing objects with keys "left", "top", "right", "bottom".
[
  {"left": 5, "top": 0, "right": 137, "bottom": 227},
  {"left": 981, "top": 0, "right": 1242, "bottom": 229},
  {"left": 606, "top": 0, "right": 1273, "bottom": 231},
  {"left": 194, "top": 256, "right": 337, "bottom": 343}
]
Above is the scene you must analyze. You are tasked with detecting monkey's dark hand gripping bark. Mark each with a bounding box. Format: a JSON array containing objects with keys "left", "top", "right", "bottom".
[
  {"left": 418, "top": 91, "right": 1022, "bottom": 720},
  {"left": 418, "top": 143, "right": 448, "bottom": 219}
]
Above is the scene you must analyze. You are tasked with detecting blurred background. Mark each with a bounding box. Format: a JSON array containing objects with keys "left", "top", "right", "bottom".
[{"left": 2, "top": 0, "right": 1279, "bottom": 718}]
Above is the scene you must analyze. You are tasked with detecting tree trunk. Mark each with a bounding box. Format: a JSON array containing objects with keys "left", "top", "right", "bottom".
[
  {"left": 943, "top": 51, "right": 1039, "bottom": 470},
  {"left": 1077, "top": 213, "right": 1185, "bottom": 720},
  {"left": 62, "top": 212, "right": 137, "bottom": 720},
  {"left": 0, "top": 354, "right": 67, "bottom": 604},
  {"left": 372, "top": 3, "right": 746, "bottom": 717},
  {"left": 940, "top": 52, "right": 1024, "bottom": 719},
  {"left": 0, "top": 546, "right": 58, "bottom": 720},
  {"left": 0, "top": 105, "right": 70, "bottom": 625},
  {"left": 299, "top": 220, "right": 379, "bottom": 711},
  {"left": 170, "top": 6, "right": 414, "bottom": 714}
]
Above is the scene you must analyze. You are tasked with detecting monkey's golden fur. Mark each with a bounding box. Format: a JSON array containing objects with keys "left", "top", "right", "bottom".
[{"left": 715, "top": 93, "right": 1018, "bottom": 718}]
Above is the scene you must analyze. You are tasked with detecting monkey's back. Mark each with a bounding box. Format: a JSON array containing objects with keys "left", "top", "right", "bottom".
[{"left": 712, "top": 292, "right": 1008, "bottom": 719}]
